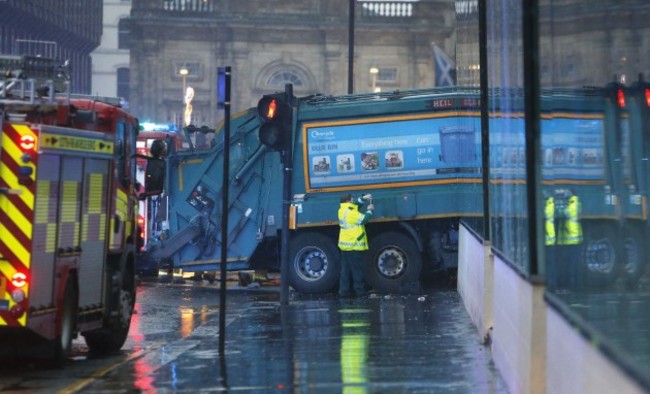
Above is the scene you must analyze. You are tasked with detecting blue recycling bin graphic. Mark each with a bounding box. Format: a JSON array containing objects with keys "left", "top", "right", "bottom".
[{"left": 439, "top": 125, "right": 476, "bottom": 163}]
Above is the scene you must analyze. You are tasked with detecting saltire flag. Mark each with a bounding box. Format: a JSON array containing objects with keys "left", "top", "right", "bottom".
[{"left": 432, "top": 43, "right": 456, "bottom": 86}]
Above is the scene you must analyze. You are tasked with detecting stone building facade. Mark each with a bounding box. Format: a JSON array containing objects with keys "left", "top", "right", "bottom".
[
  {"left": 91, "top": 0, "right": 132, "bottom": 102},
  {"left": 455, "top": 0, "right": 650, "bottom": 88},
  {"left": 127, "top": 0, "right": 456, "bottom": 127}
]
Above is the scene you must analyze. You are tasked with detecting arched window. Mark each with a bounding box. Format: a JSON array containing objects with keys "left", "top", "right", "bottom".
[{"left": 266, "top": 69, "right": 305, "bottom": 87}]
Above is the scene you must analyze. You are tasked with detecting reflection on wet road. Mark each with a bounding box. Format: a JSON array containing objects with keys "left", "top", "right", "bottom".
[{"left": 0, "top": 279, "right": 509, "bottom": 393}]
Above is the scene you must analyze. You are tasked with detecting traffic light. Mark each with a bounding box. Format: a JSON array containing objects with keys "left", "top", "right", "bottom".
[
  {"left": 605, "top": 81, "right": 626, "bottom": 110},
  {"left": 628, "top": 80, "right": 650, "bottom": 111},
  {"left": 257, "top": 92, "right": 292, "bottom": 151},
  {"left": 628, "top": 79, "right": 650, "bottom": 141}
]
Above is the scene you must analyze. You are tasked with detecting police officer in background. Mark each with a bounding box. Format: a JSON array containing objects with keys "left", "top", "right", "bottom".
[
  {"left": 557, "top": 188, "right": 583, "bottom": 290},
  {"left": 338, "top": 193, "right": 374, "bottom": 297}
]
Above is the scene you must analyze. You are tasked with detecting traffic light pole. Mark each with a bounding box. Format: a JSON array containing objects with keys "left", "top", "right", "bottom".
[
  {"left": 280, "top": 83, "right": 293, "bottom": 305},
  {"left": 218, "top": 66, "right": 231, "bottom": 355}
]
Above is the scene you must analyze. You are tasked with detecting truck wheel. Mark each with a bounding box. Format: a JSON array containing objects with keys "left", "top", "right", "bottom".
[
  {"left": 288, "top": 232, "right": 339, "bottom": 294},
  {"left": 366, "top": 232, "right": 422, "bottom": 293},
  {"left": 84, "top": 265, "right": 135, "bottom": 354},
  {"left": 53, "top": 278, "right": 77, "bottom": 364},
  {"left": 623, "top": 228, "right": 644, "bottom": 285},
  {"left": 582, "top": 224, "right": 619, "bottom": 286}
]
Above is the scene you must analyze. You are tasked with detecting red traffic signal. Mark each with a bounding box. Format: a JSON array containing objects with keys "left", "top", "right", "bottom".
[
  {"left": 258, "top": 95, "right": 284, "bottom": 122},
  {"left": 605, "top": 82, "right": 626, "bottom": 109},
  {"left": 617, "top": 87, "right": 626, "bottom": 108},
  {"left": 264, "top": 98, "right": 278, "bottom": 120},
  {"left": 257, "top": 93, "right": 292, "bottom": 151}
]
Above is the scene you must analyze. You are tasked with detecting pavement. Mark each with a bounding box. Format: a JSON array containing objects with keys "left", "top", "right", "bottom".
[{"left": 114, "top": 273, "right": 510, "bottom": 393}]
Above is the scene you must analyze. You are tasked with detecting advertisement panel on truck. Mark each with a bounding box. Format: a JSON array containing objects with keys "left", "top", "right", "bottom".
[{"left": 303, "top": 115, "right": 480, "bottom": 192}]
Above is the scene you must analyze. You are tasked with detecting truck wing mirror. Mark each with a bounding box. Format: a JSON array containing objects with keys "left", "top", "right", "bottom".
[
  {"left": 134, "top": 154, "right": 166, "bottom": 200},
  {"left": 135, "top": 139, "right": 167, "bottom": 199},
  {"left": 141, "top": 157, "right": 165, "bottom": 198}
]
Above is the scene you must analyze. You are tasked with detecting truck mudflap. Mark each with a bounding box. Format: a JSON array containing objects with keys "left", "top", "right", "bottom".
[{"left": 288, "top": 232, "right": 340, "bottom": 294}]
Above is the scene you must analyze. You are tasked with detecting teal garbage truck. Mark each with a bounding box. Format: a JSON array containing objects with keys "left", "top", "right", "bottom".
[
  {"left": 146, "top": 87, "right": 483, "bottom": 294},
  {"left": 144, "top": 84, "right": 648, "bottom": 293}
]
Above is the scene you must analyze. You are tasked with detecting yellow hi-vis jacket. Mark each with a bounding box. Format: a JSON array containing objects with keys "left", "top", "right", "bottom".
[
  {"left": 338, "top": 202, "right": 373, "bottom": 251},
  {"left": 545, "top": 196, "right": 556, "bottom": 245},
  {"left": 558, "top": 195, "right": 583, "bottom": 245}
]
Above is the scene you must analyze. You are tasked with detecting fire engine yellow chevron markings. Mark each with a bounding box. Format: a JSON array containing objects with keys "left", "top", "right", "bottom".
[
  {"left": 0, "top": 169, "right": 35, "bottom": 208},
  {"left": 12, "top": 124, "right": 36, "bottom": 138},
  {"left": 3, "top": 201, "right": 32, "bottom": 239},
  {"left": 1, "top": 136, "right": 35, "bottom": 208},
  {"left": 7, "top": 124, "right": 37, "bottom": 182},
  {"left": 0, "top": 222, "right": 30, "bottom": 268},
  {"left": 0, "top": 259, "right": 18, "bottom": 283}
]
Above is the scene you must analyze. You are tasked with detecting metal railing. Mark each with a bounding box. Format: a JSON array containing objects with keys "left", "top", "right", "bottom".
[
  {"left": 160, "top": 0, "right": 416, "bottom": 17},
  {"left": 163, "top": 0, "right": 215, "bottom": 12},
  {"left": 360, "top": 1, "right": 415, "bottom": 17},
  {"left": 0, "top": 78, "right": 68, "bottom": 105}
]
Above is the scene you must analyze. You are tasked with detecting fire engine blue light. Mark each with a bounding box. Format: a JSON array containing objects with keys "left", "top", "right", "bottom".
[
  {"left": 141, "top": 122, "right": 178, "bottom": 133},
  {"left": 18, "top": 166, "right": 33, "bottom": 176}
]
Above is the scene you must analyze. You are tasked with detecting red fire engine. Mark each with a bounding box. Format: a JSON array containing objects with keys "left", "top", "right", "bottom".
[{"left": 0, "top": 55, "right": 163, "bottom": 362}]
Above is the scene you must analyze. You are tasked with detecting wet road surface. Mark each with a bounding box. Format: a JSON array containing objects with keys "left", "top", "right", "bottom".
[{"left": 0, "top": 277, "right": 508, "bottom": 393}]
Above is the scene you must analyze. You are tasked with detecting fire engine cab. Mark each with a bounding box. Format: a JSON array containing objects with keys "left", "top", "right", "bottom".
[{"left": 0, "top": 55, "right": 163, "bottom": 362}]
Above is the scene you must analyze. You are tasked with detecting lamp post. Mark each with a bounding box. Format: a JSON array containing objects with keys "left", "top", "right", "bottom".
[
  {"left": 369, "top": 66, "right": 381, "bottom": 93},
  {"left": 179, "top": 66, "right": 190, "bottom": 126},
  {"left": 179, "top": 66, "right": 189, "bottom": 103}
]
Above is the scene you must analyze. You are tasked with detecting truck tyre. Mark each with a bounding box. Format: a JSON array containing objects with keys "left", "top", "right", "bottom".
[
  {"left": 288, "top": 232, "right": 340, "bottom": 294},
  {"left": 84, "top": 265, "right": 135, "bottom": 355},
  {"left": 53, "top": 278, "right": 77, "bottom": 364},
  {"left": 366, "top": 232, "right": 422, "bottom": 293},
  {"left": 581, "top": 224, "right": 619, "bottom": 287}
]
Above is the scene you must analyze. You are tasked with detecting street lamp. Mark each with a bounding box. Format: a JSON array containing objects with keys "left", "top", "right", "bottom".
[
  {"left": 369, "top": 66, "right": 381, "bottom": 93},
  {"left": 179, "top": 66, "right": 189, "bottom": 103}
]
